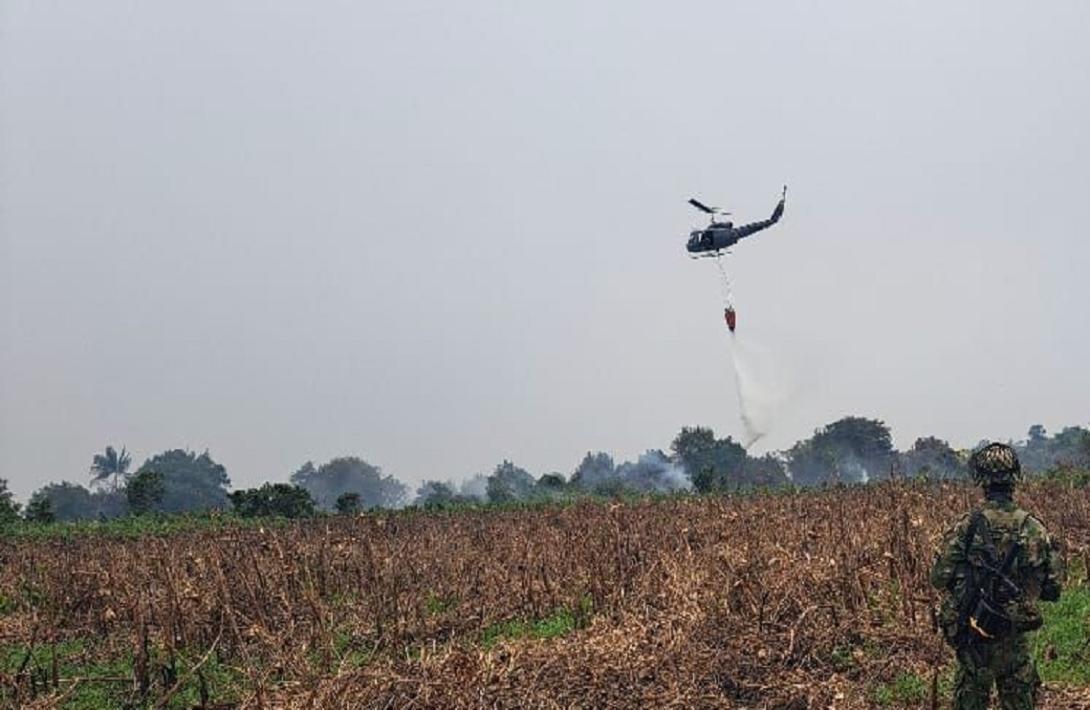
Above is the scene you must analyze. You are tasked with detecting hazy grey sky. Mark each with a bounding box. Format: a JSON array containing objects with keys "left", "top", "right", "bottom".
[{"left": 2, "top": 1, "right": 1088, "bottom": 500}]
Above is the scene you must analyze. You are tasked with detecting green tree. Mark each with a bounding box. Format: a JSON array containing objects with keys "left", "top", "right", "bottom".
[
  {"left": 671, "top": 427, "right": 718, "bottom": 471},
  {"left": 1016, "top": 425, "right": 1090, "bottom": 473},
  {"left": 292, "top": 461, "right": 318, "bottom": 483},
  {"left": 27, "top": 482, "right": 125, "bottom": 521},
  {"left": 126, "top": 470, "right": 165, "bottom": 515},
  {"left": 537, "top": 473, "right": 567, "bottom": 491},
  {"left": 291, "top": 457, "right": 407, "bottom": 511},
  {"left": 1050, "top": 426, "right": 1090, "bottom": 469},
  {"left": 89, "top": 445, "right": 132, "bottom": 491},
  {"left": 23, "top": 492, "right": 54, "bottom": 523},
  {"left": 335, "top": 491, "right": 362, "bottom": 515},
  {"left": 486, "top": 460, "right": 536, "bottom": 503},
  {"left": 671, "top": 427, "right": 746, "bottom": 492},
  {"left": 788, "top": 417, "right": 894, "bottom": 485},
  {"left": 570, "top": 452, "right": 615, "bottom": 491},
  {"left": 134, "top": 449, "right": 231, "bottom": 513},
  {"left": 1020, "top": 424, "right": 1051, "bottom": 472},
  {"left": 0, "top": 478, "right": 20, "bottom": 525},
  {"left": 414, "top": 481, "right": 462, "bottom": 508},
  {"left": 592, "top": 478, "right": 630, "bottom": 499},
  {"left": 785, "top": 438, "right": 837, "bottom": 486},
  {"left": 741, "top": 454, "right": 789, "bottom": 487},
  {"left": 901, "top": 436, "right": 964, "bottom": 479},
  {"left": 228, "top": 484, "right": 316, "bottom": 518},
  {"left": 39, "top": 482, "right": 94, "bottom": 520}
]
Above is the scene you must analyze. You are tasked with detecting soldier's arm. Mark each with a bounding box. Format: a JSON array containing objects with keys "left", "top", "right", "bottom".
[
  {"left": 930, "top": 514, "right": 971, "bottom": 590},
  {"left": 1027, "top": 516, "right": 1065, "bottom": 601}
]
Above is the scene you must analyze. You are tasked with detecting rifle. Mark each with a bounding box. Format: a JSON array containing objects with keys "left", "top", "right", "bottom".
[{"left": 953, "top": 512, "right": 1023, "bottom": 647}]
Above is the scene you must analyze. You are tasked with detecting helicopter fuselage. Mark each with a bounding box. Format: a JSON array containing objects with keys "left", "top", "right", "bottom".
[
  {"left": 685, "top": 192, "right": 786, "bottom": 257},
  {"left": 686, "top": 223, "right": 741, "bottom": 255}
]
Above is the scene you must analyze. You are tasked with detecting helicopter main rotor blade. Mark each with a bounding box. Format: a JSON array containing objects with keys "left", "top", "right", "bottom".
[{"left": 688, "top": 198, "right": 715, "bottom": 214}]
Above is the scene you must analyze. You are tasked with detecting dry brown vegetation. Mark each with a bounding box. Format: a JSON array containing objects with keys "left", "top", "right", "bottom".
[{"left": 1, "top": 479, "right": 1089, "bottom": 708}]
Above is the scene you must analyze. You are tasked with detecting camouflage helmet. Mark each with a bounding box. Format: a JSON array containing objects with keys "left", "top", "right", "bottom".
[{"left": 969, "top": 442, "right": 1022, "bottom": 487}]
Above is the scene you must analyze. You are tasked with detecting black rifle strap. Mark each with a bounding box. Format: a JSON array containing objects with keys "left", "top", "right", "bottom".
[
  {"left": 993, "top": 514, "right": 1026, "bottom": 596},
  {"left": 962, "top": 511, "right": 985, "bottom": 564},
  {"left": 999, "top": 532, "right": 1022, "bottom": 574}
]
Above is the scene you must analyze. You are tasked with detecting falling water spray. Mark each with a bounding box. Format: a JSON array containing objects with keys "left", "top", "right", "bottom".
[
  {"left": 712, "top": 255, "right": 792, "bottom": 448},
  {"left": 727, "top": 332, "right": 795, "bottom": 450},
  {"left": 729, "top": 335, "right": 764, "bottom": 447}
]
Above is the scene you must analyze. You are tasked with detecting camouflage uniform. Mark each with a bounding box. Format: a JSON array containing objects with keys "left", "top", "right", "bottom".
[{"left": 930, "top": 444, "right": 1063, "bottom": 710}]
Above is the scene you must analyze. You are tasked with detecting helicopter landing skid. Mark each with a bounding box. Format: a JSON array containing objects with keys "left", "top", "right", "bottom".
[{"left": 689, "top": 250, "right": 731, "bottom": 260}]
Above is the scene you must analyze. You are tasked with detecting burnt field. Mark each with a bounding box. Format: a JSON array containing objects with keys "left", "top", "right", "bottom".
[{"left": 2, "top": 479, "right": 1089, "bottom": 708}]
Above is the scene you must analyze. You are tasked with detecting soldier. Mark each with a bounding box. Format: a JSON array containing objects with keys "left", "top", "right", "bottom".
[{"left": 930, "top": 442, "right": 1063, "bottom": 709}]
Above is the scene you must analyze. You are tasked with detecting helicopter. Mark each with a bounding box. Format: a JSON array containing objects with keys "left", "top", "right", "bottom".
[{"left": 686, "top": 185, "right": 787, "bottom": 257}]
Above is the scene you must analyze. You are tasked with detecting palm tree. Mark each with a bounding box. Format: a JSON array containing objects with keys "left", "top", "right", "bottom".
[{"left": 90, "top": 446, "right": 132, "bottom": 491}]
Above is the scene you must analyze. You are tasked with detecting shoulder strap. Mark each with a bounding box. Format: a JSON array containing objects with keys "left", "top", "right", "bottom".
[
  {"left": 999, "top": 534, "right": 1022, "bottom": 573},
  {"left": 962, "top": 511, "right": 984, "bottom": 556},
  {"left": 1000, "top": 512, "right": 1029, "bottom": 573}
]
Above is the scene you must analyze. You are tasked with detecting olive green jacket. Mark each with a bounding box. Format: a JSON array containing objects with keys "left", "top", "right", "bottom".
[{"left": 930, "top": 499, "right": 1063, "bottom": 638}]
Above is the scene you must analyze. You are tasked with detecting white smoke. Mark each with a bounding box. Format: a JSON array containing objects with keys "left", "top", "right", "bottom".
[
  {"left": 839, "top": 457, "right": 870, "bottom": 484},
  {"left": 626, "top": 450, "right": 692, "bottom": 492},
  {"left": 595, "top": 450, "right": 693, "bottom": 493},
  {"left": 458, "top": 474, "right": 489, "bottom": 500}
]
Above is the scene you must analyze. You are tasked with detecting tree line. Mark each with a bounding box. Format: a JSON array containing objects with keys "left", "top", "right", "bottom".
[{"left": 2, "top": 419, "right": 1088, "bottom": 524}]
